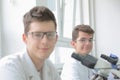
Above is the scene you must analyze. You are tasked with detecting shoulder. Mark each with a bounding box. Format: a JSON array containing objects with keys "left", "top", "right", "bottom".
[
  {"left": 63, "top": 57, "right": 81, "bottom": 68},
  {"left": 0, "top": 52, "right": 25, "bottom": 71},
  {"left": 61, "top": 56, "right": 90, "bottom": 75},
  {"left": 0, "top": 52, "right": 26, "bottom": 80}
]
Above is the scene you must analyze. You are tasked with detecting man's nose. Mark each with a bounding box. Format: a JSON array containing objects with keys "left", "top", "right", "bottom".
[{"left": 41, "top": 34, "right": 48, "bottom": 41}]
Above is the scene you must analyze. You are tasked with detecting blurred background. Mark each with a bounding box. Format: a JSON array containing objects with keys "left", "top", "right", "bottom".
[{"left": 0, "top": 0, "right": 120, "bottom": 75}]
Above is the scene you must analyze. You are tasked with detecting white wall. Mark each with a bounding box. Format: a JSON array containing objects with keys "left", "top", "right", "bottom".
[
  {"left": 1, "top": 0, "right": 120, "bottom": 58},
  {"left": 95, "top": 0, "right": 120, "bottom": 56},
  {"left": 1, "top": 0, "right": 36, "bottom": 56},
  {"left": 0, "top": 0, "right": 2, "bottom": 57}
]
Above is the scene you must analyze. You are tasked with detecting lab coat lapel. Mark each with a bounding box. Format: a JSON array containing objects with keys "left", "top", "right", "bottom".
[
  {"left": 21, "top": 52, "right": 41, "bottom": 80},
  {"left": 42, "top": 60, "right": 51, "bottom": 80},
  {"left": 27, "top": 73, "right": 40, "bottom": 80}
]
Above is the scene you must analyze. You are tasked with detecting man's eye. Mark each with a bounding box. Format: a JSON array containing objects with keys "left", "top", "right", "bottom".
[
  {"left": 80, "top": 39, "right": 85, "bottom": 42},
  {"left": 89, "top": 39, "right": 93, "bottom": 42},
  {"left": 35, "top": 33, "right": 42, "bottom": 37},
  {"left": 47, "top": 33, "right": 53, "bottom": 36}
]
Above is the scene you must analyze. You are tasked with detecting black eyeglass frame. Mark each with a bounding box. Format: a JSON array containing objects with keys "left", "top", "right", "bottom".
[{"left": 27, "top": 31, "right": 57, "bottom": 40}]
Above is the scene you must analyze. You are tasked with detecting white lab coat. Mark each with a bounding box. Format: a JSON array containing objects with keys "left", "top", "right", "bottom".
[
  {"left": 0, "top": 51, "right": 61, "bottom": 80},
  {"left": 61, "top": 57, "right": 93, "bottom": 80}
]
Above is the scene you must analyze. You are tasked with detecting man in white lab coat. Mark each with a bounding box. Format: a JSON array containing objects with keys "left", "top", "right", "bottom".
[
  {"left": 61, "top": 24, "right": 94, "bottom": 80},
  {"left": 0, "top": 6, "right": 61, "bottom": 80}
]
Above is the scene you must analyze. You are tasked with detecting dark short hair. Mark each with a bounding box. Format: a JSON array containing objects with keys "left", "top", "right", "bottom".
[
  {"left": 23, "top": 6, "right": 57, "bottom": 34},
  {"left": 72, "top": 24, "right": 94, "bottom": 41}
]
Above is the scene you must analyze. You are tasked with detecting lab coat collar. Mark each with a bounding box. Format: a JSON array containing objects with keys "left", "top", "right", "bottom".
[
  {"left": 21, "top": 51, "right": 52, "bottom": 80},
  {"left": 41, "top": 60, "right": 52, "bottom": 80},
  {"left": 20, "top": 51, "right": 41, "bottom": 80}
]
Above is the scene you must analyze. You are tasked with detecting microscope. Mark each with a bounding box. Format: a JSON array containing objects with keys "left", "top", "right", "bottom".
[{"left": 71, "top": 53, "right": 120, "bottom": 80}]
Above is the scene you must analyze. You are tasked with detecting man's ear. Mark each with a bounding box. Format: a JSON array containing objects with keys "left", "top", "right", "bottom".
[
  {"left": 56, "top": 35, "right": 58, "bottom": 41},
  {"left": 54, "top": 34, "right": 58, "bottom": 43},
  {"left": 71, "top": 41, "right": 76, "bottom": 48},
  {"left": 22, "top": 33, "right": 27, "bottom": 44}
]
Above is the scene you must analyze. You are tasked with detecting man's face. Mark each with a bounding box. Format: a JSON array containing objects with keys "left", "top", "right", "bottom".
[
  {"left": 23, "top": 21, "right": 58, "bottom": 60},
  {"left": 71, "top": 31, "right": 93, "bottom": 55}
]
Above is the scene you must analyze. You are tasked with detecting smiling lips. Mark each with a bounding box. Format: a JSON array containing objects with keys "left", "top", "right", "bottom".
[{"left": 40, "top": 47, "right": 49, "bottom": 51}]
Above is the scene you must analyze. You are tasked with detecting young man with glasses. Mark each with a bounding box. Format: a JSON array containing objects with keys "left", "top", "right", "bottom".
[
  {"left": 61, "top": 24, "right": 94, "bottom": 80},
  {"left": 0, "top": 6, "right": 61, "bottom": 80}
]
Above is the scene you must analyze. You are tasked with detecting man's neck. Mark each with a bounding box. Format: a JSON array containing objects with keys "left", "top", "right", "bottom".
[{"left": 33, "top": 58, "right": 45, "bottom": 72}]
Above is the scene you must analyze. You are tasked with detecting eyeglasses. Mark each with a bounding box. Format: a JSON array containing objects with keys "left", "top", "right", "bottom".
[
  {"left": 27, "top": 31, "right": 57, "bottom": 40},
  {"left": 76, "top": 38, "right": 94, "bottom": 44}
]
